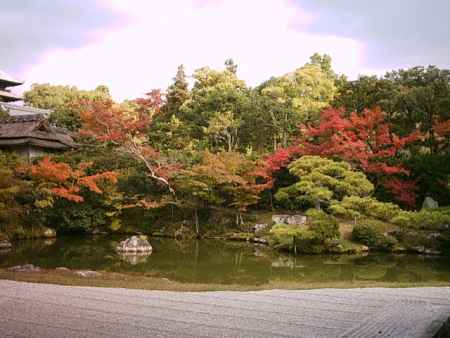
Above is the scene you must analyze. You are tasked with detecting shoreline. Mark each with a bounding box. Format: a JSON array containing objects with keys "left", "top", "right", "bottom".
[{"left": 1, "top": 268, "right": 450, "bottom": 292}]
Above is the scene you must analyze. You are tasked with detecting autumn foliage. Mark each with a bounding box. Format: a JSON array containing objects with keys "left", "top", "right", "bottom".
[
  {"left": 264, "top": 107, "right": 421, "bottom": 205},
  {"left": 29, "top": 157, "right": 117, "bottom": 203},
  {"left": 79, "top": 94, "right": 179, "bottom": 191}
]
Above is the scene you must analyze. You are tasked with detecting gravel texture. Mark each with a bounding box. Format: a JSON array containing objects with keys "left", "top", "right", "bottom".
[{"left": 0, "top": 280, "right": 449, "bottom": 337}]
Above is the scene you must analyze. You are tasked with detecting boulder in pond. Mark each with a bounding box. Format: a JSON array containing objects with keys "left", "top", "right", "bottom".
[
  {"left": 272, "top": 214, "right": 307, "bottom": 225},
  {"left": 42, "top": 227, "right": 57, "bottom": 238},
  {"left": 7, "top": 264, "right": 41, "bottom": 272},
  {"left": 116, "top": 236, "right": 153, "bottom": 253},
  {"left": 422, "top": 196, "right": 439, "bottom": 209}
]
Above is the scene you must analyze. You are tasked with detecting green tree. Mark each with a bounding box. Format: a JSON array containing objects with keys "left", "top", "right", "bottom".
[
  {"left": 254, "top": 54, "right": 336, "bottom": 150},
  {"left": 180, "top": 66, "right": 251, "bottom": 150},
  {"left": 275, "top": 156, "right": 374, "bottom": 210},
  {"left": 203, "top": 111, "right": 240, "bottom": 151},
  {"left": 165, "top": 64, "right": 189, "bottom": 117}
]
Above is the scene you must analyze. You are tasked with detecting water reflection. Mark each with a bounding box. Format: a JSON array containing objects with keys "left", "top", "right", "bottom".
[{"left": 0, "top": 236, "right": 449, "bottom": 285}]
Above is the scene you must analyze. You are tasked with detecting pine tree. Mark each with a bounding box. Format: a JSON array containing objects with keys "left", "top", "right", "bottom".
[{"left": 165, "top": 65, "right": 189, "bottom": 117}]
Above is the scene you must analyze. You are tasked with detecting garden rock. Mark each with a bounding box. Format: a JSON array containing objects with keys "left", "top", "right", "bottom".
[
  {"left": 252, "top": 224, "right": 269, "bottom": 233},
  {"left": 0, "top": 240, "right": 12, "bottom": 250},
  {"left": 116, "top": 236, "right": 153, "bottom": 253},
  {"left": 75, "top": 270, "right": 101, "bottom": 278},
  {"left": 253, "top": 237, "right": 269, "bottom": 245},
  {"left": 272, "top": 214, "right": 307, "bottom": 225},
  {"left": 422, "top": 197, "right": 439, "bottom": 209},
  {"left": 56, "top": 267, "right": 71, "bottom": 272},
  {"left": 7, "top": 264, "right": 41, "bottom": 272}
]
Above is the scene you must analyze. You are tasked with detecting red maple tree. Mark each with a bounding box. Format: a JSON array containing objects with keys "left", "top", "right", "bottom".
[{"left": 264, "top": 107, "right": 421, "bottom": 206}]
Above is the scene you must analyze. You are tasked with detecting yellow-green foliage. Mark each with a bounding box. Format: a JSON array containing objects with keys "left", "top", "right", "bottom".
[
  {"left": 305, "top": 209, "right": 340, "bottom": 242},
  {"left": 352, "top": 220, "right": 397, "bottom": 250},
  {"left": 269, "top": 224, "right": 313, "bottom": 250},
  {"left": 392, "top": 209, "right": 450, "bottom": 229},
  {"left": 269, "top": 209, "right": 340, "bottom": 252},
  {"left": 330, "top": 196, "right": 402, "bottom": 221},
  {"left": 276, "top": 156, "right": 374, "bottom": 209},
  {"left": 261, "top": 62, "right": 336, "bottom": 123}
]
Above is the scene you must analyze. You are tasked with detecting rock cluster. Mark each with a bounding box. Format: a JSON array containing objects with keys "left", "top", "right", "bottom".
[
  {"left": 272, "top": 214, "right": 307, "bottom": 225},
  {"left": 7, "top": 264, "right": 41, "bottom": 272}
]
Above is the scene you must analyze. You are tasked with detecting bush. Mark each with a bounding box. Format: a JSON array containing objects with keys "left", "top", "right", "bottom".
[
  {"left": 392, "top": 209, "right": 450, "bottom": 230},
  {"left": 330, "top": 196, "right": 401, "bottom": 222},
  {"left": 352, "top": 221, "right": 397, "bottom": 250},
  {"left": 305, "top": 209, "right": 340, "bottom": 243},
  {"left": 269, "top": 224, "right": 313, "bottom": 251}
]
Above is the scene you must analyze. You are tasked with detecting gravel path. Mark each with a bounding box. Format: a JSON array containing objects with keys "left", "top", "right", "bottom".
[{"left": 0, "top": 280, "right": 449, "bottom": 337}]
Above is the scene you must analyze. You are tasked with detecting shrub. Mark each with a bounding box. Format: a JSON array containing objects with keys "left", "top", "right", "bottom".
[
  {"left": 305, "top": 209, "right": 340, "bottom": 243},
  {"left": 269, "top": 224, "right": 313, "bottom": 251},
  {"left": 392, "top": 209, "right": 450, "bottom": 230},
  {"left": 330, "top": 196, "right": 401, "bottom": 222},
  {"left": 352, "top": 221, "right": 397, "bottom": 250}
]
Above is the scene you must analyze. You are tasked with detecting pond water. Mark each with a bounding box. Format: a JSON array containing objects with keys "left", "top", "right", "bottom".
[{"left": 1, "top": 236, "right": 449, "bottom": 285}]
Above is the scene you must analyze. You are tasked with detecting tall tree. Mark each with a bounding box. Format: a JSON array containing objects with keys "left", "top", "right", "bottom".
[
  {"left": 253, "top": 54, "right": 336, "bottom": 150},
  {"left": 165, "top": 65, "right": 189, "bottom": 117},
  {"left": 180, "top": 66, "right": 250, "bottom": 150}
]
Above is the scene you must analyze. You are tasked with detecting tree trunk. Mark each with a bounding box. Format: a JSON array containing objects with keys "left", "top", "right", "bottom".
[
  {"left": 194, "top": 209, "right": 199, "bottom": 236},
  {"left": 314, "top": 199, "right": 321, "bottom": 210}
]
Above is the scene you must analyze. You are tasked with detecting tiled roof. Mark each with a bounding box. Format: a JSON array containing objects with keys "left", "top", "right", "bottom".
[{"left": 0, "top": 115, "right": 77, "bottom": 149}]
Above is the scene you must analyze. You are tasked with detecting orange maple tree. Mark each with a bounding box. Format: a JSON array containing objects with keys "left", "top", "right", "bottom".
[{"left": 28, "top": 157, "right": 117, "bottom": 203}]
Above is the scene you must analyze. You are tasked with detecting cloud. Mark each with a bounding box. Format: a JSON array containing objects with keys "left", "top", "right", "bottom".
[
  {"left": 0, "top": 0, "right": 124, "bottom": 75},
  {"left": 22, "top": 0, "right": 366, "bottom": 101},
  {"left": 296, "top": 0, "right": 450, "bottom": 69}
]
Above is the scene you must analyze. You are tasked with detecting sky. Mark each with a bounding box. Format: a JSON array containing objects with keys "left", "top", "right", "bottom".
[{"left": 2, "top": 0, "right": 450, "bottom": 101}]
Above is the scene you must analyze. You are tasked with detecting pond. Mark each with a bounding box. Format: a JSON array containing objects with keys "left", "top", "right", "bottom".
[{"left": 0, "top": 236, "right": 449, "bottom": 286}]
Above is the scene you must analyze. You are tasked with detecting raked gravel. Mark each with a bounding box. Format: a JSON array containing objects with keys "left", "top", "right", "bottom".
[{"left": 0, "top": 280, "right": 449, "bottom": 337}]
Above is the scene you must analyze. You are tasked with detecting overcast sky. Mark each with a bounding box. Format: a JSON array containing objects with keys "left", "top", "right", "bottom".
[{"left": 1, "top": 0, "right": 449, "bottom": 101}]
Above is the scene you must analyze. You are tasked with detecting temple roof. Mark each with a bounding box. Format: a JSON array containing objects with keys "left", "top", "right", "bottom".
[
  {"left": 0, "top": 115, "right": 77, "bottom": 150},
  {"left": 0, "top": 102, "right": 50, "bottom": 117},
  {"left": 0, "top": 70, "right": 23, "bottom": 88},
  {"left": 0, "top": 90, "right": 23, "bottom": 102}
]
